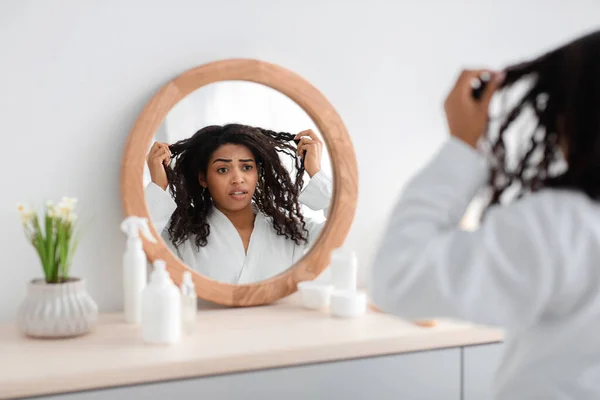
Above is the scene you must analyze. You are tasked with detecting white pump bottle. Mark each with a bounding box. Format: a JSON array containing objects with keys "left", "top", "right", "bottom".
[
  {"left": 120, "top": 216, "right": 157, "bottom": 324},
  {"left": 141, "top": 259, "right": 181, "bottom": 344}
]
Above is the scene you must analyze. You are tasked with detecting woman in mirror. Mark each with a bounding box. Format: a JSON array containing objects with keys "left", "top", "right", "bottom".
[
  {"left": 145, "top": 124, "right": 332, "bottom": 284},
  {"left": 370, "top": 30, "right": 600, "bottom": 398}
]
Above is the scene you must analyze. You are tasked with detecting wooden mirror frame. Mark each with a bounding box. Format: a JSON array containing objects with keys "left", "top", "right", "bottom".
[{"left": 120, "top": 59, "right": 358, "bottom": 306}]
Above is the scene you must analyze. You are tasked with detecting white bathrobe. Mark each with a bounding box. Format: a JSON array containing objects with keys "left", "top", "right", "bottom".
[
  {"left": 145, "top": 170, "right": 332, "bottom": 284},
  {"left": 370, "top": 137, "right": 600, "bottom": 399}
]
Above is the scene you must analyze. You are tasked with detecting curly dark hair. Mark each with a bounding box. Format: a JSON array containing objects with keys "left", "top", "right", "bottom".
[
  {"left": 164, "top": 123, "right": 308, "bottom": 250},
  {"left": 481, "top": 29, "right": 600, "bottom": 209}
]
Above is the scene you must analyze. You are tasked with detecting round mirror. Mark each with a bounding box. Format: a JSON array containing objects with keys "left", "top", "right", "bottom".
[
  {"left": 121, "top": 59, "right": 357, "bottom": 306},
  {"left": 143, "top": 81, "right": 333, "bottom": 284}
]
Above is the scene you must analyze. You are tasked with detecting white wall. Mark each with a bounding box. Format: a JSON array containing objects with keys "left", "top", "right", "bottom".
[{"left": 1, "top": 0, "right": 599, "bottom": 322}]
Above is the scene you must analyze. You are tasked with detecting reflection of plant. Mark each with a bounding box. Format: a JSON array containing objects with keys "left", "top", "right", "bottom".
[{"left": 17, "top": 197, "right": 82, "bottom": 283}]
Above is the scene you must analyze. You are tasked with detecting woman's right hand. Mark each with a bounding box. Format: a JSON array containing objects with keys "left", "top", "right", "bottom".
[
  {"left": 444, "top": 69, "right": 504, "bottom": 148},
  {"left": 146, "top": 142, "right": 171, "bottom": 191}
]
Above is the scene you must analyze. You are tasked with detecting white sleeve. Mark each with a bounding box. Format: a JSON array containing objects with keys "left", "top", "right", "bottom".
[
  {"left": 298, "top": 170, "right": 333, "bottom": 244},
  {"left": 145, "top": 182, "right": 177, "bottom": 234},
  {"left": 369, "top": 137, "right": 558, "bottom": 329},
  {"left": 298, "top": 169, "right": 333, "bottom": 217}
]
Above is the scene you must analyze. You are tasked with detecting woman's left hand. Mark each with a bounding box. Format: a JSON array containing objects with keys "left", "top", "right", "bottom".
[{"left": 295, "top": 129, "right": 323, "bottom": 178}]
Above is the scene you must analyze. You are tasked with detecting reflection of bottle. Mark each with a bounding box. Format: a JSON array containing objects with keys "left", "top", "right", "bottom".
[
  {"left": 180, "top": 271, "right": 196, "bottom": 335},
  {"left": 328, "top": 247, "right": 365, "bottom": 318},
  {"left": 120, "top": 216, "right": 157, "bottom": 324},
  {"left": 141, "top": 260, "right": 181, "bottom": 344},
  {"left": 329, "top": 247, "right": 358, "bottom": 291}
]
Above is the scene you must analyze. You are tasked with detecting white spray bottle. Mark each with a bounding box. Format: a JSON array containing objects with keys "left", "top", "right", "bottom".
[{"left": 120, "top": 216, "right": 157, "bottom": 324}]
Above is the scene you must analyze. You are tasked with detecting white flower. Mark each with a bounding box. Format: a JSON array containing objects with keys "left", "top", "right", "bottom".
[
  {"left": 17, "top": 203, "right": 35, "bottom": 225},
  {"left": 45, "top": 200, "right": 54, "bottom": 208},
  {"left": 20, "top": 209, "right": 35, "bottom": 225},
  {"left": 57, "top": 197, "right": 77, "bottom": 220},
  {"left": 66, "top": 212, "right": 78, "bottom": 224}
]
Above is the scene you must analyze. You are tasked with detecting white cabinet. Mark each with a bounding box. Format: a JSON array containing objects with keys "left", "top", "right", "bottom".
[
  {"left": 462, "top": 343, "right": 505, "bottom": 400},
  {"left": 42, "top": 349, "right": 461, "bottom": 400},
  {"left": 35, "top": 343, "right": 507, "bottom": 400}
]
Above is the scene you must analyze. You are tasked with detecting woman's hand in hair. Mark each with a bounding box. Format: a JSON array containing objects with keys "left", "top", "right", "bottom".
[
  {"left": 295, "top": 129, "right": 323, "bottom": 178},
  {"left": 444, "top": 69, "right": 505, "bottom": 148},
  {"left": 146, "top": 142, "right": 171, "bottom": 191}
]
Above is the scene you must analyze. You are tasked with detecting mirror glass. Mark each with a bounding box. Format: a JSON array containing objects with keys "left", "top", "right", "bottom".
[{"left": 143, "top": 81, "right": 333, "bottom": 284}]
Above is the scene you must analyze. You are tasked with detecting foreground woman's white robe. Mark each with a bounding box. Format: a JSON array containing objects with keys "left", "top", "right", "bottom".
[
  {"left": 370, "top": 137, "right": 600, "bottom": 399},
  {"left": 145, "top": 170, "right": 332, "bottom": 284}
]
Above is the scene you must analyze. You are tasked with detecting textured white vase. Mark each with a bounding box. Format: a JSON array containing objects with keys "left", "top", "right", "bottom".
[{"left": 17, "top": 278, "right": 98, "bottom": 338}]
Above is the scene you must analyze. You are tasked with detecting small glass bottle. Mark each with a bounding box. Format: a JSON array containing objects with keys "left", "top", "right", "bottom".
[{"left": 180, "top": 271, "right": 197, "bottom": 335}]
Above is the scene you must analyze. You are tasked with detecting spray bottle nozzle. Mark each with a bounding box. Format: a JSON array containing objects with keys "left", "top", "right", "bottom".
[{"left": 120, "top": 216, "right": 157, "bottom": 243}]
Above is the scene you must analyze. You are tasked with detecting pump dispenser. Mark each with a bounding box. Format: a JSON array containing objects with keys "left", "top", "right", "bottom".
[{"left": 120, "top": 216, "right": 157, "bottom": 323}]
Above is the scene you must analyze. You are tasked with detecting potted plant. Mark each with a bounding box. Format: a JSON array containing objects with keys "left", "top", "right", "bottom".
[{"left": 16, "top": 197, "right": 97, "bottom": 338}]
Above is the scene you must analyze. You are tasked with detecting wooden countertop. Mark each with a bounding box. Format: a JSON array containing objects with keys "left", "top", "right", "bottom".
[{"left": 0, "top": 293, "right": 503, "bottom": 399}]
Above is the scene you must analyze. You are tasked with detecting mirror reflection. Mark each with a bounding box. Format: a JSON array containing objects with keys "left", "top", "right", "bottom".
[{"left": 143, "top": 81, "right": 333, "bottom": 284}]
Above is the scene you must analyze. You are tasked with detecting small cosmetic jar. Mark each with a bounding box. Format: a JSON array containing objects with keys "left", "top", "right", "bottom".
[
  {"left": 297, "top": 281, "right": 334, "bottom": 310},
  {"left": 330, "top": 290, "right": 367, "bottom": 318}
]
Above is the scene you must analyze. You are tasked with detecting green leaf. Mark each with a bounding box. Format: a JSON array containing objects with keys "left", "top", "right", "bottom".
[
  {"left": 57, "top": 220, "right": 68, "bottom": 283},
  {"left": 32, "top": 235, "right": 48, "bottom": 279},
  {"left": 60, "top": 222, "right": 71, "bottom": 280},
  {"left": 45, "top": 213, "right": 57, "bottom": 283},
  {"left": 31, "top": 214, "right": 50, "bottom": 282},
  {"left": 64, "top": 213, "right": 93, "bottom": 278},
  {"left": 65, "top": 221, "right": 81, "bottom": 278}
]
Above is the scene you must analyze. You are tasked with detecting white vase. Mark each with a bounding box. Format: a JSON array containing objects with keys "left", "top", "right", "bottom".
[{"left": 17, "top": 278, "right": 98, "bottom": 338}]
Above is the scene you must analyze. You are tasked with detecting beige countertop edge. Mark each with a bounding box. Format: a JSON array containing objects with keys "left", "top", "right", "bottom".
[{"left": 3, "top": 328, "right": 502, "bottom": 399}]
